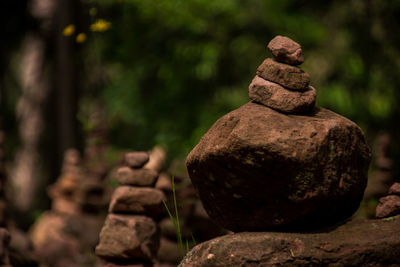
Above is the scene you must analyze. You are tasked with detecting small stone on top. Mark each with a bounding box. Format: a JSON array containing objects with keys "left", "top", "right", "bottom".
[
  {"left": 268, "top": 35, "right": 304, "bottom": 65},
  {"left": 125, "top": 151, "right": 149, "bottom": 168}
]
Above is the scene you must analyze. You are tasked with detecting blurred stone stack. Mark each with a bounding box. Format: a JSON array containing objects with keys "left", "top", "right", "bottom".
[
  {"left": 30, "top": 149, "right": 106, "bottom": 266},
  {"left": 96, "top": 151, "right": 166, "bottom": 266},
  {"left": 249, "top": 35, "right": 316, "bottom": 114}
]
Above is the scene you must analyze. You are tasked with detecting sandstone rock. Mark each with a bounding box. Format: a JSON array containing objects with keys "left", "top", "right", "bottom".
[
  {"left": 256, "top": 58, "right": 310, "bottom": 90},
  {"left": 388, "top": 182, "right": 400, "bottom": 195},
  {"left": 117, "top": 167, "right": 158, "bottom": 187},
  {"left": 376, "top": 195, "right": 400, "bottom": 218},
  {"left": 267, "top": 35, "right": 304, "bottom": 65},
  {"left": 186, "top": 102, "right": 371, "bottom": 231},
  {"left": 180, "top": 217, "right": 400, "bottom": 267},
  {"left": 125, "top": 152, "right": 150, "bottom": 168},
  {"left": 248, "top": 75, "right": 316, "bottom": 113},
  {"left": 109, "top": 186, "right": 166, "bottom": 219},
  {"left": 96, "top": 214, "right": 160, "bottom": 261}
]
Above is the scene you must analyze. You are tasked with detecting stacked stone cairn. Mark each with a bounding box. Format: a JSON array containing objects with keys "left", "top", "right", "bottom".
[
  {"left": 186, "top": 35, "right": 371, "bottom": 232},
  {"left": 249, "top": 36, "right": 315, "bottom": 114},
  {"left": 96, "top": 151, "right": 166, "bottom": 266}
]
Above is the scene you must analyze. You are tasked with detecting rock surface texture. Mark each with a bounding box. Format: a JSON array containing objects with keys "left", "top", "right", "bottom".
[
  {"left": 256, "top": 58, "right": 310, "bottom": 90},
  {"left": 186, "top": 36, "right": 371, "bottom": 232},
  {"left": 180, "top": 217, "right": 400, "bottom": 267}
]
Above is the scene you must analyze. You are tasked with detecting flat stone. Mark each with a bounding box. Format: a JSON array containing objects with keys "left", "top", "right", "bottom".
[
  {"left": 109, "top": 186, "right": 166, "bottom": 219},
  {"left": 376, "top": 195, "right": 400, "bottom": 218},
  {"left": 180, "top": 217, "right": 400, "bottom": 267},
  {"left": 125, "top": 152, "right": 150, "bottom": 168},
  {"left": 267, "top": 35, "right": 304, "bottom": 65},
  {"left": 95, "top": 214, "right": 160, "bottom": 261},
  {"left": 249, "top": 75, "right": 316, "bottom": 114},
  {"left": 186, "top": 102, "right": 371, "bottom": 231},
  {"left": 256, "top": 58, "right": 310, "bottom": 90},
  {"left": 388, "top": 182, "right": 400, "bottom": 195},
  {"left": 117, "top": 167, "right": 158, "bottom": 186}
]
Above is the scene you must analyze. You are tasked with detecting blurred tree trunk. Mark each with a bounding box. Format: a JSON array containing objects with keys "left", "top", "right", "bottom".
[
  {"left": 56, "top": 0, "right": 80, "bottom": 159},
  {"left": 11, "top": 0, "right": 81, "bottom": 219},
  {"left": 10, "top": 0, "right": 55, "bottom": 215}
]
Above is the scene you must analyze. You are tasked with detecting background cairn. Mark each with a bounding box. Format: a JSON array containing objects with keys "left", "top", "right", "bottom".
[
  {"left": 30, "top": 148, "right": 108, "bottom": 266},
  {"left": 96, "top": 151, "right": 166, "bottom": 266}
]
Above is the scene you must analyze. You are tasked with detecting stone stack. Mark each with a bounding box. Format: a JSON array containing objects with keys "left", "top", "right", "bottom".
[
  {"left": 186, "top": 35, "right": 371, "bottom": 232},
  {"left": 96, "top": 151, "right": 166, "bottom": 265},
  {"left": 364, "top": 133, "right": 395, "bottom": 200},
  {"left": 249, "top": 36, "right": 315, "bottom": 114}
]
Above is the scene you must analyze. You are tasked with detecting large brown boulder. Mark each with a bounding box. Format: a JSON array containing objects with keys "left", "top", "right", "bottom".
[
  {"left": 180, "top": 216, "right": 400, "bottom": 267},
  {"left": 186, "top": 102, "right": 371, "bottom": 231}
]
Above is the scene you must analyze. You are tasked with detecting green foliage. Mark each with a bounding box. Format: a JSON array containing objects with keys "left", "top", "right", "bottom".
[
  {"left": 162, "top": 176, "right": 190, "bottom": 258},
  {"left": 80, "top": 0, "right": 400, "bottom": 165}
]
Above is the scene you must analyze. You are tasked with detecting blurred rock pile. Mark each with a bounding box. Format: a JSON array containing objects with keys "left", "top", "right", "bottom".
[{"left": 30, "top": 148, "right": 109, "bottom": 267}]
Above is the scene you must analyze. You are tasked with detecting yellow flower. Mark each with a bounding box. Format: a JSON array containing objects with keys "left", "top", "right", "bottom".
[
  {"left": 76, "top": 33, "right": 87, "bottom": 43},
  {"left": 90, "top": 19, "right": 111, "bottom": 32},
  {"left": 89, "top": 7, "right": 97, "bottom": 16},
  {"left": 63, "top": 24, "right": 75, "bottom": 36}
]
